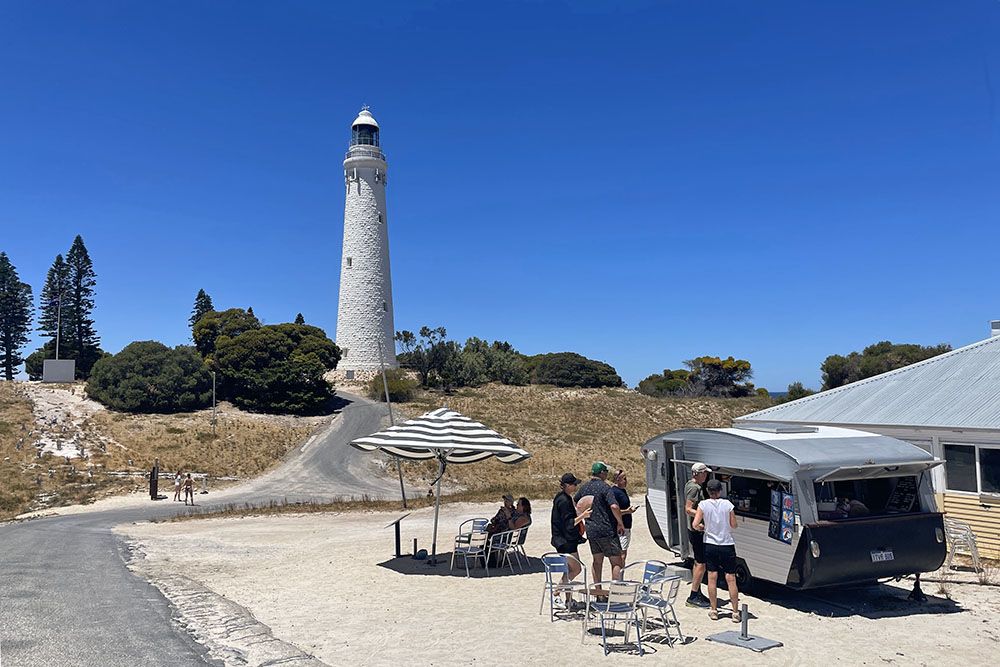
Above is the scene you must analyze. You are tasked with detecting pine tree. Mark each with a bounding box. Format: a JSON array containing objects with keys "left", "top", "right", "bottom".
[
  {"left": 38, "top": 254, "right": 70, "bottom": 348},
  {"left": 294, "top": 313, "right": 305, "bottom": 325},
  {"left": 247, "top": 306, "right": 255, "bottom": 317},
  {"left": 189, "top": 289, "right": 214, "bottom": 332},
  {"left": 0, "top": 253, "right": 34, "bottom": 380},
  {"left": 65, "top": 236, "right": 99, "bottom": 349}
]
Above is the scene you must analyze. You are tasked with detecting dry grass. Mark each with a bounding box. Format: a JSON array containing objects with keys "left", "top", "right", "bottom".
[
  {"left": 88, "top": 406, "right": 317, "bottom": 478},
  {"left": 0, "top": 381, "right": 319, "bottom": 519},
  {"left": 392, "top": 384, "right": 770, "bottom": 498}
]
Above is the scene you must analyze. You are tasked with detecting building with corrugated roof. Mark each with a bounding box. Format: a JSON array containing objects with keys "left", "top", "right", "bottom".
[{"left": 737, "top": 324, "right": 1000, "bottom": 557}]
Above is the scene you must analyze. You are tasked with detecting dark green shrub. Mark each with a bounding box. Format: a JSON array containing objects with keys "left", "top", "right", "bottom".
[
  {"left": 528, "top": 352, "right": 623, "bottom": 388},
  {"left": 213, "top": 323, "right": 341, "bottom": 414},
  {"left": 192, "top": 308, "right": 260, "bottom": 357},
  {"left": 87, "top": 342, "right": 211, "bottom": 413}
]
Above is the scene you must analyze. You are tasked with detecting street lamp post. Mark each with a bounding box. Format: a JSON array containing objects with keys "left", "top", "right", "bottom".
[{"left": 378, "top": 340, "right": 406, "bottom": 509}]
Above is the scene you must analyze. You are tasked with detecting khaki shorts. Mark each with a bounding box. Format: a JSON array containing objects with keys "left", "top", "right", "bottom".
[{"left": 619, "top": 528, "right": 632, "bottom": 551}]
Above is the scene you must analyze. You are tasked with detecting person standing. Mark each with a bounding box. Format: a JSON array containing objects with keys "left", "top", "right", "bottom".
[
  {"left": 550, "top": 473, "right": 590, "bottom": 610},
  {"left": 574, "top": 462, "right": 626, "bottom": 585},
  {"left": 693, "top": 479, "right": 741, "bottom": 622},
  {"left": 685, "top": 462, "right": 712, "bottom": 608},
  {"left": 611, "top": 470, "right": 638, "bottom": 564},
  {"left": 173, "top": 471, "right": 183, "bottom": 502},
  {"left": 183, "top": 473, "right": 194, "bottom": 506}
]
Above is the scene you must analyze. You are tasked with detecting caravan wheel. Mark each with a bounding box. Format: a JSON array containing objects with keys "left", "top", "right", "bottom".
[{"left": 733, "top": 559, "right": 755, "bottom": 594}]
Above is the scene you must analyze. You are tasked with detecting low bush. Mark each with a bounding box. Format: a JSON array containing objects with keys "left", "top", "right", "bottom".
[
  {"left": 527, "top": 352, "right": 623, "bottom": 388},
  {"left": 87, "top": 341, "right": 211, "bottom": 413},
  {"left": 366, "top": 368, "right": 418, "bottom": 403}
]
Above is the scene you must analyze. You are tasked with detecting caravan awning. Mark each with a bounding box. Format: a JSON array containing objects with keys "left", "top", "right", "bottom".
[
  {"left": 670, "top": 459, "right": 791, "bottom": 482},
  {"left": 814, "top": 460, "right": 944, "bottom": 483}
]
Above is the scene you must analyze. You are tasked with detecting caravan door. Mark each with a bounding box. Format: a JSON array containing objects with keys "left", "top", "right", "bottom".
[{"left": 643, "top": 438, "right": 684, "bottom": 555}]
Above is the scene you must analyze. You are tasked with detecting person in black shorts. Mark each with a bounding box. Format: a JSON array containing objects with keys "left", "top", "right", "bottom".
[
  {"left": 694, "top": 479, "right": 741, "bottom": 621},
  {"left": 550, "top": 473, "right": 590, "bottom": 610},
  {"left": 574, "top": 462, "right": 626, "bottom": 585},
  {"left": 685, "top": 462, "right": 711, "bottom": 608}
]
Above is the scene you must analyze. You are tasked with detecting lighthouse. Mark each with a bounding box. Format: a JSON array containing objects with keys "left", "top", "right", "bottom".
[{"left": 335, "top": 107, "right": 397, "bottom": 379}]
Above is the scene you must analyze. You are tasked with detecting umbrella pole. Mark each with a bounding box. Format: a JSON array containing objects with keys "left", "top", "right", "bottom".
[{"left": 429, "top": 455, "right": 446, "bottom": 566}]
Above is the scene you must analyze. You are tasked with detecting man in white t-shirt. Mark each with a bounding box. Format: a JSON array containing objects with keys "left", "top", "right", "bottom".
[{"left": 693, "top": 478, "right": 742, "bottom": 622}]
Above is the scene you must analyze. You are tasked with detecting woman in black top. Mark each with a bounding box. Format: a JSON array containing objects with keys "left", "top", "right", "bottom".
[{"left": 550, "top": 473, "right": 591, "bottom": 607}]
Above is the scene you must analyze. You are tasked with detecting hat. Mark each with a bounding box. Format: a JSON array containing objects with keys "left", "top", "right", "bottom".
[
  {"left": 692, "top": 462, "right": 712, "bottom": 474},
  {"left": 706, "top": 479, "right": 724, "bottom": 493},
  {"left": 502, "top": 493, "right": 514, "bottom": 503},
  {"left": 560, "top": 472, "right": 581, "bottom": 486},
  {"left": 591, "top": 461, "right": 609, "bottom": 476}
]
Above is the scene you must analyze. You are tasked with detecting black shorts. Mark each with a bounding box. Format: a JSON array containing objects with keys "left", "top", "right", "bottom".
[
  {"left": 705, "top": 544, "right": 738, "bottom": 574},
  {"left": 555, "top": 542, "right": 580, "bottom": 555},
  {"left": 589, "top": 535, "right": 623, "bottom": 557},
  {"left": 688, "top": 529, "right": 706, "bottom": 564}
]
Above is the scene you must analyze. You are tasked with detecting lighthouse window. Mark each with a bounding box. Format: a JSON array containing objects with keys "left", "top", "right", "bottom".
[
  {"left": 346, "top": 257, "right": 353, "bottom": 268},
  {"left": 378, "top": 213, "right": 383, "bottom": 223},
  {"left": 382, "top": 301, "right": 388, "bottom": 312}
]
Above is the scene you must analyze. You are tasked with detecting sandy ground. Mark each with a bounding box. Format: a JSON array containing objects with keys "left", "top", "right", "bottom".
[
  {"left": 120, "top": 500, "right": 1000, "bottom": 667},
  {"left": 21, "top": 382, "right": 117, "bottom": 459}
]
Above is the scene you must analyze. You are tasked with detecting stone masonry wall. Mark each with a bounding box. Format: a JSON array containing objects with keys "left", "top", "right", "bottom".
[{"left": 335, "top": 156, "right": 398, "bottom": 371}]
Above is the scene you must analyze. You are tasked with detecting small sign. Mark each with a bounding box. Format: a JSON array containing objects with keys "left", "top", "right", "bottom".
[{"left": 768, "top": 489, "right": 794, "bottom": 544}]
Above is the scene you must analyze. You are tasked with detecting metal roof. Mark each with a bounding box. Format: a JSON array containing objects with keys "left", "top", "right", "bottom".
[
  {"left": 738, "top": 335, "right": 1000, "bottom": 430},
  {"left": 649, "top": 426, "right": 932, "bottom": 481}
]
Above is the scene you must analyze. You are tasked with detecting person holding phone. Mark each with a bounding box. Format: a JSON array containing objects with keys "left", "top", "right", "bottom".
[{"left": 611, "top": 470, "right": 639, "bottom": 564}]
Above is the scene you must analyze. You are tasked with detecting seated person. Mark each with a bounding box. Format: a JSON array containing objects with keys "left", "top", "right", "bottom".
[
  {"left": 839, "top": 497, "right": 870, "bottom": 517},
  {"left": 510, "top": 497, "right": 532, "bottom": 530},
  {"left": 487, "top": 494, "right": 515, "bottom": 535}
]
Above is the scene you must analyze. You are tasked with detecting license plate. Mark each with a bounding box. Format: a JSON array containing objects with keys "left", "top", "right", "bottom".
[{"left": 871, "top": 550, "right": 894, "bottom": 563}]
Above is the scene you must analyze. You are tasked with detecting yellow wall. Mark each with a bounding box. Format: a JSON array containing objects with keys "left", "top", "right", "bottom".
[{"left": 943, "top": 493, "right": 1000, "bottom": 559}]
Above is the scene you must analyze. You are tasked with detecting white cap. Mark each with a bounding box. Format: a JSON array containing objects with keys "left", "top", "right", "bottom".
[{"left": 692, "top": 462, "right": 712, "bottom": 474}]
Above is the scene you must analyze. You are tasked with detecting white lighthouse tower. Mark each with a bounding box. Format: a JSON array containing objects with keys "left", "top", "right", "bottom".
[{"left": 335, "top": 107, "right": 397, "bottom": 379}]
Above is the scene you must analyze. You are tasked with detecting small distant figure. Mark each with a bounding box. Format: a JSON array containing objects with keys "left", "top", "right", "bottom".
[
  {"left": 173, "top": 471, "right": 183, "bottom": 502},
  {"left": 183, "top": 473, "right": 194, "bottom": 505},
  {"left": 427, "top": 488, "right": 434, "bottom": 499}
]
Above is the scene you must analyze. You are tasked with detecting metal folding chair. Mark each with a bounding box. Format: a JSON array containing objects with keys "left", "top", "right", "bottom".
[
  {"left": 452, "top": 530, "right": 489, "bottom": 577},
  {"left": 539, "top": 552, "right": 590, "bottom": 642},
  {"left": 587, "top": 580, "right": 645, "bottom": 656},
  {"left": 450, "top": 518, "right": 488, "bottom": 569}
]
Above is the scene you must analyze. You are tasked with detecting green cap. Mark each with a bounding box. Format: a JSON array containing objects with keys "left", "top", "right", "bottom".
[{"left": 591, "top": 461, "right": 609, "bottom": 476}]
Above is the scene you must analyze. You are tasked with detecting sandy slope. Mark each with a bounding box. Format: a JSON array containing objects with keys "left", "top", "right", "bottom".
[{"left": 121, "top": 500, "right": 999, "bottom": 667}]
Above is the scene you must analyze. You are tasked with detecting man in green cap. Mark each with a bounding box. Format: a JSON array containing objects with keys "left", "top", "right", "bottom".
[{"left": 574, "top": 461, "right": 626, "bottom": 585}]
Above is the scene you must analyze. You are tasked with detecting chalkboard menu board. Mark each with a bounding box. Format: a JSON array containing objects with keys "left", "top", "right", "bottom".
[{"left": 885, "top": 475, "right": 918, "bottom": 513}]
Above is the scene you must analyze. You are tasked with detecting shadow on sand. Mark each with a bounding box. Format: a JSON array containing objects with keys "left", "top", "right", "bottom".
[
  {"left": 377, "top": 553, "right": 545, "bottom": 578},
  {"left": 751, "top": 579, "right": 965, "bottom": 619}
]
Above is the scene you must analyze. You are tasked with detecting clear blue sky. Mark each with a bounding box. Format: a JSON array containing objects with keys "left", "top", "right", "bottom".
[{"left": 2, "top": 1, "right": 999, "bottom": 389}]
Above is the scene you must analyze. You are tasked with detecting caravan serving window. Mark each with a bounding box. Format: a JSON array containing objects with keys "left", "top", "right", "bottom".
[
  {"left": 726, "top": 475, "right": 784, "bottom": 520},
  {"left": 814, "top": 475, "right": 923, "bottom": 521}
]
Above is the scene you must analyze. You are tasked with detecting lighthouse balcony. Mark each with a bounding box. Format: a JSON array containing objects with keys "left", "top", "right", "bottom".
[{"left": 345, "top": 146, "right": 386, "bottom": 161}]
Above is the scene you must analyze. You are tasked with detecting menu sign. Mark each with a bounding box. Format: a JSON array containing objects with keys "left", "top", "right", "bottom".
[
  {"left": 885, "top": 476, "right": 918, "bottom": 514},
  {"left": 768, "top": 489, "right": 795, "bottom": 545}
]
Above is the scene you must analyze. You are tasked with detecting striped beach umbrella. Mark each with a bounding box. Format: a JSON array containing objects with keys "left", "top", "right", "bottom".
[{"left": 351, "top": 407, "right": 530, "bottom": 563}]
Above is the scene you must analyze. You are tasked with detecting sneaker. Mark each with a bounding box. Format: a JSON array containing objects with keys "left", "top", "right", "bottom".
[
  {"left": 708, "top": 609, "right": 719, "bottom": 621},
  {"left": 569, "top": 600, "right": 587, "bottom": 612},
  {"left": 685, "top": 594, "right": 710, "bottom": 609},
  {"left": 552, "top": 597, "right": 567, "bottom": 610},
  {"left": 731, "top": 609, "right": 743, "bottom": 623}
]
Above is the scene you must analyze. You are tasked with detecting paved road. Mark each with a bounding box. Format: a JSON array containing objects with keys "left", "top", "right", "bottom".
[{"left": 0, "top": 392, "right": 404, "bottom": 667}]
